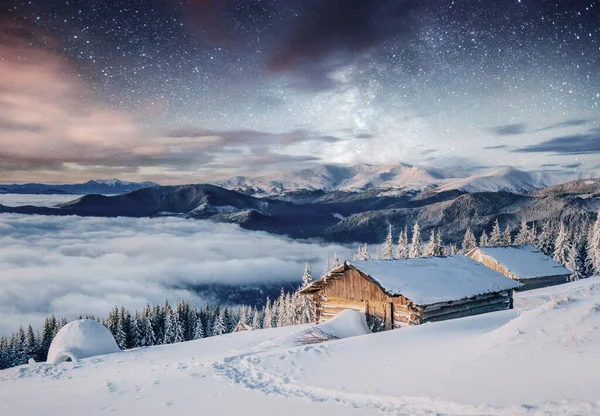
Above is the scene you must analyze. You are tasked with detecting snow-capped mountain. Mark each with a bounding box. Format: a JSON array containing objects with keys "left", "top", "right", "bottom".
[
  {"left": 220, "top": 163, "right": 445, "bottom": 195},
  {"left": 0, "top": 179, "right": 157, "bottom": 195},
  {"left": 219, "top": 163, "right": 599, "bottom": 196}
]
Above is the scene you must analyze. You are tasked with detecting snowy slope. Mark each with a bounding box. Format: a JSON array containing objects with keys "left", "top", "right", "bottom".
[
  {"left": 2, "top": 278, "right": 600, "bottom": 415},
  {"left": 219, "top": 163, "right": 599, "bottom": 196}
]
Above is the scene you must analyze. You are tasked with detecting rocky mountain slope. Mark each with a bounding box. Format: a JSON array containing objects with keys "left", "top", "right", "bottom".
[
  {"left": 1, "top": 179, "right": 599, "bottom": 245},
  {"left": 0, "top": 179, "right": 157, "bottom": 195}
]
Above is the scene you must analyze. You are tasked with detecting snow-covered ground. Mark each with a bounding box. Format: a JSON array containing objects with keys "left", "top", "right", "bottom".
[{"left": 2, "top": 278, "right": 600, "bottom": 415}]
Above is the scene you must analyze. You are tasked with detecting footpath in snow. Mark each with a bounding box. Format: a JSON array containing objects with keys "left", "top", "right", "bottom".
[{"left": 1, "top": 278, "right": 600, "bottom": 415}]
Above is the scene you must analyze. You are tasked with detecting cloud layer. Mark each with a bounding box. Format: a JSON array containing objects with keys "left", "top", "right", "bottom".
[{"left": 0, "top": 214, "right": 350, "bottom": 335}]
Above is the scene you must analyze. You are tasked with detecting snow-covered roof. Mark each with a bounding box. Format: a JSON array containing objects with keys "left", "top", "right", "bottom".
[
  {"left": 47, "top": 319, "right": 120, "bottom": 364},
  {"left": 348, "top": 256, "right": 522, "bottom": 305},
  {"left": 471, "top": 245, "right": 571, "bottom": 279}
]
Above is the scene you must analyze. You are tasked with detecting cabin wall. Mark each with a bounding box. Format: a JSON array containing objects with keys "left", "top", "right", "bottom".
[
  {"left": 315, "top": 268, "right": 414, "bottom": 330},
  {"left": 518, "top": 275, "right": 570, "bottom": 291},
  {"left": 420, "top": 290, "right": 513, "bottom": 324}
]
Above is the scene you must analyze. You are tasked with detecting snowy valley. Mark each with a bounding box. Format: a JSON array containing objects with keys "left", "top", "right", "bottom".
[{"left": 1, "top": 278, "right": 600, "bottom": 415}]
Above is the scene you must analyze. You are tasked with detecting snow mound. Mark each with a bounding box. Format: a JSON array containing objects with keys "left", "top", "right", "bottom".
[
  {"left": 47, "top": 319, "right": 120, "bottom": 364},
  {"left": 296, "top": 310, "right": 370, "bottom": 345}
]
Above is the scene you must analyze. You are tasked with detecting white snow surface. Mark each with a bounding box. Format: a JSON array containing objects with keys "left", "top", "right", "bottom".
[
  {"left": 2, "top": 278, "right": 600, "bottom": 415},
  {"left": 349, "top": 257, "right": 522, "bottom": 305},
  {"left": 474, "top": 245, "right": 571, "bottom": 279},
  {"left": 47, "top": 319, "right": 120, "bottom": 364}
]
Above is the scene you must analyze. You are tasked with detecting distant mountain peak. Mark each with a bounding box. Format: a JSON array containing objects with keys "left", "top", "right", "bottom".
[{"left": 217, "top": 163, "right": 599, "bottom": 196}]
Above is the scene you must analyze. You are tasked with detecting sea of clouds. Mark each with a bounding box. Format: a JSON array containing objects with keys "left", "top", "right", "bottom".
[
  {"left": 0, "top": 213, "right": 351, "bottom": 335},
  {"left": 0, "top": 194, "right": 77, "bottom": 207}
]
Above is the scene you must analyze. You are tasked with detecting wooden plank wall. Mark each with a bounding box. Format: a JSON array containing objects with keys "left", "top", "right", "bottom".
[{"left": 312, "top": 265, "right": 515, "bottom": 330}]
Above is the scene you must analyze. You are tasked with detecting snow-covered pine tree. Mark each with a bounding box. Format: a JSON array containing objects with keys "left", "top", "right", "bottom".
[
  {"left": 263, "top": 297, "right": 273, "bottom": 328},
  {"left": 301, "top": 263, "right": 313, "bottom": 288},
  {"left": 381, "top": 225, "right": 394, "bottom": 260},
  {"left": 489, "top": 219, "right": 502, "bottom": 246},
  {"left": 354, "top": 243, "right": 370, "bottom": 260},
  {"left": 332, "top": 251, "right": 340, "bottom": 268},
  {"left": 462, "top": 226, "right": 477, "bottom": 253},
  {"left": 536, "top": 220, "right": 555, "bottom": 256},
  {"left": 212, "top": 309, "right": 227, "bottom": 336},
  {"left": 553, "top": 221, "right": 569, "bottom": 266},
  {"left": 587, "top": 212, "right": 600, "bottom": 275},
  {"left": 479, "top": 230, "right": 489, "bottom": 247},
  {"left": 514, "top": 220, "right": 529, "bottom": 246},
  {"left": 503, "top": 225, "right": 512, "bottom": 246},
  {"left": 528, "top": 223, "right": 538, "bottom": 245},
  {"left": 435, "top": 231, "right": 446, "bottom": 256},
  {"left": 449, "top": 244, "right": 459, "bottom": 256},
  {"left": 173, "top": 313, "right": 185, "bottom": 343},
  {"left": 192, "top": 315, "right": 205, "bottom": 339},
  {"left": 409, "top": 222, "right": 421, "bottom": 258},
  {"left": 276, "top": 289, "right": 287, "bottom": 327},
  {"left": 422, "top": 230, "right": 436, "bottom": 257},
  {"left": 396, "top": 226, "right": 409, "bottom": 259},
  {"left": 24, "top": 325, "right": 38, "bottom": 361},
  {"left": 566, "top": 239, "right": 584, "bottom": 281},
  {"left": 162, "top": 308, "right": 175, "bottom": 344},
  {"left": 141, "top": 316, "right": 156, "bottom": 346},
  {"left": 251, "top": 306, "right": 262, "bottom": 329}
]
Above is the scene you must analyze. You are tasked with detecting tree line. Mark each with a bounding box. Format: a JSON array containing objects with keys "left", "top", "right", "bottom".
[
  {"left": 0, "top": 265, "right": 316, "bottom": 371},
  {"left": 354, "top": 211, "right": 600, "bottom": 279}
]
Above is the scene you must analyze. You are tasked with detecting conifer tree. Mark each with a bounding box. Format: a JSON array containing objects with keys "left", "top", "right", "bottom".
[
  {"left": 514, "top": 220, "right": 530, "bottom": 245},
  {"left": 212, "top": 309, "right": 227, "bottom": 336},
  {"left": 396, "top": 226, "right": 409, "bottom": 259},
  {"left": 435, "top": 231, "right": 446, "bottom": 256},
  {"left": 536, "top": 220, "right": 555, "bottom": 256},
  {"left": 332, "top": 251, "right": 340, "bottom": 268},
  {"left": 301, "top": 263, "right": 313, "bottom": 288},
  {"left": 462, "top": 226, "right": 477, "bottom": 253},
  {"left": 503, "top": 225, "right": 512, "bottom": 246},
  {"left": 587, "top": 212, "right": 600, "bottom": 275},
  {"left": 449, "top": 244, "right": 459, "bottom": 256},
  {"left": 490, "top": 219, "right": 502, "bottom": 246},
  {"left": 381, "top": 225, "right": 394, "bottom": 260},
  {"left": 409, "top": 222, "right": 421, "bottom": 258},
  {"left": 422, "top": 230, "right": 436, "bottom": 257},
  {"left": 479, "top": 230, "right": 489, "bottom": 247},
  {"left": 263, "top": 297, "right": 273, "bottom": 329},
  {"left": 251, "top": 306, "right": 262, "bottom": 329},
  {"left": 553, "top": 221, "right": 569, "bottom": 266},
  {"left": 193, "top": 316, "right": 204, "bottom": 339}
]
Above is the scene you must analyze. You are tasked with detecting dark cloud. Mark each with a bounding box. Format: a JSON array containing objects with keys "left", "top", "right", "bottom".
[
  {"left": 541, "top": 163, "right": 559, "bottom": 167},
  {"left": 563, "top": 163, "right": 582, "bottom": 169},
  {"left": 421, "top": 149, "right": 436, "bottom": 155},
  {"left": 482, "top": 144, "right": 509, "bottom": 150},
  {"left": 489, "top": 123, "right": 528, "bottom": 136},
  {"left": 268, "top": 0, "right": 421, "bottom": 80},
  {"left": 536, "top": 119, "right": 590, "bottom": 132},
  {"left": 513, "top": 131, "right": 600, "bottom": 155}
]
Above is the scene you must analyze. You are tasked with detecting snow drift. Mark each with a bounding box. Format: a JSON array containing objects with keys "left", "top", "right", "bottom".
[{"left": 47, "top": 319, "right": 120, "bottom": 364}]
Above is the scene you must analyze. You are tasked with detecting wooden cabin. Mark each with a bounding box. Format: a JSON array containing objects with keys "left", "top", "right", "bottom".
[
  {"left": 300, "top": 256, "right": 522, "bottom": 331},
  {"left": 233, "top": 323, "right": 254, "bottom": 333},
  {"left": 466, "top": 245, "right": 571, "bottom": 291}
]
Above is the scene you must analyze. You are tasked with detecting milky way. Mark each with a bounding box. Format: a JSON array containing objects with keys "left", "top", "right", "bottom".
[{"left": 1, "top": 0, "right": 599, "bottom": 183}]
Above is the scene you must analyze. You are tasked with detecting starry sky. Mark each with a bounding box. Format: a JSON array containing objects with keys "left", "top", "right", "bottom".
[{"left": 0, "top": 0, "right": 598, "bottom": 184}]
